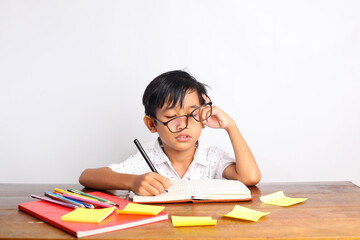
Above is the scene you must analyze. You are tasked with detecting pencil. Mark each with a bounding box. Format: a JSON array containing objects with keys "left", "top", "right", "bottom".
[
  {"left": 62, "top": 193, "right": 114, "bottom": 208},
  {"left": 44, "top": 191, "right": 85, "bottom": 208},
  {"left": 53, "top": 188, "right": 95, "bottom": 208},
  {"left": 134, "top": 139, "right": 168, "bottom": 193},
  {"left": 31, "top": 195, "right": 78, "bottom": 209},
  {"left": 67, "top": 189, "right": 118, "bottom": 206},
  {"left": 54, "top": 188, "right": 100, "bottom": 202},
  {"left": 134, "top": 139, "right": 158, "bottom": 173},
  {"left": 53, "top": 188, "right": 71, "bottom": 194}
]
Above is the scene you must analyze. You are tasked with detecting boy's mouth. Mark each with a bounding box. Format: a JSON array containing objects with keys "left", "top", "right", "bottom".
[{"left": 175, "top": 134, "right": 192, "bottom": 142}]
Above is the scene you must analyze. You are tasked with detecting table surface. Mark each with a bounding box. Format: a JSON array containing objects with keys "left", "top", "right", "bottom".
[{"left": 1, "top": 181, "right": 360, "bottom": 239}]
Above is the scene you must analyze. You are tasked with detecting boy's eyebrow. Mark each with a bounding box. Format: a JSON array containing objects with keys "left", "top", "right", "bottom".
[
  {"left": 189, "top": 104, "right": 199, "bottom": 109},
  {"left": 160, "top": 106, "right": 175, "bottom": 113}
]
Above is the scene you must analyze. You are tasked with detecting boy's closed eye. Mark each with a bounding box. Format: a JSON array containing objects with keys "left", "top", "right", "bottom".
[
  {"left": 162, "top": 105, "right": 199, "bottom": 119},
  {"left": 166, "top": 111, "right": 197, "bottom": 119}
]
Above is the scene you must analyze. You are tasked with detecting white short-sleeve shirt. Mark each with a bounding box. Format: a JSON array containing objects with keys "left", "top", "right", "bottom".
[{"left": 108, "top": 139, "right": 235, "bottom": 180}]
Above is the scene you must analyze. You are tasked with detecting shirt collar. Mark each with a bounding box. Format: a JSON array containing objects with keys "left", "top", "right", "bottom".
[
  {"left": 153, "top": 138, "right": 168, "bottom": 165},
  {"left": 153, "top": 138, "right": 207, "bottom": 166},
  {"left": 192, "top": 141, "right": 208, "bottom": 166}
]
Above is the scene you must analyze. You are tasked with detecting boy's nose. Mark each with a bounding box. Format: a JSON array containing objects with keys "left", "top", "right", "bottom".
[{"left": 175, "top": 117, "right": 188, "bottom": 131}]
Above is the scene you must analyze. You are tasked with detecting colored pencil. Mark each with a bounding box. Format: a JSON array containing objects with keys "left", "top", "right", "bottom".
[
  {"left": 68, "top": 189, "right": 118, "bottom": 206},
  {"left": 54, "top": 188, "right": 100, "bottom": 202},
  {"left": 62, "top": 193, "right": 114, "bottom": 208},
  {"left": 53, "top": 188, "right": 71, "bottom": 194},
  {"left": 44, "top": 191, "right": 85, "bottom": 208},
  {"left": 31, "top": 195, "right": 78, "bottom": 209},
  {"left": 52, "top": 189, "right": 95, "bottom": 208}
]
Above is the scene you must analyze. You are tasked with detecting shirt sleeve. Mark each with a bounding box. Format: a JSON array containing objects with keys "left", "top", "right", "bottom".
[{"left": 107, "top": 152, "right": 149, "bottom": 175}]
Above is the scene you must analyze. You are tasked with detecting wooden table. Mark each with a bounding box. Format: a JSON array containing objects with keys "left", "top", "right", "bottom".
[{"left": 1, "top": 181, "right": 360, "bottom": 239}]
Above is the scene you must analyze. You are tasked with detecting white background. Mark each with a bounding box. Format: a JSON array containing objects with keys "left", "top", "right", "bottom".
[{"left": 1, "top": 1, "right": 359, "bottom": 186}]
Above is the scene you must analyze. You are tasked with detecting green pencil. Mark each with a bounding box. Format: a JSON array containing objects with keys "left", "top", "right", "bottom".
[{"left": 68, "top": 189, "right": 118, "bottom": 206}]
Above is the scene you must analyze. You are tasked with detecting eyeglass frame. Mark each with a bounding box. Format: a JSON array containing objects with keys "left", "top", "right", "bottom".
[{"left": 151, "top": 100, "right": 213, "bottom": 133}]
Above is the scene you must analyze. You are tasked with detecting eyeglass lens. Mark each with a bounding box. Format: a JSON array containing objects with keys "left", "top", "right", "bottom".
[{"left": 167, "top": 104, "right": 212, "bottom": 133}]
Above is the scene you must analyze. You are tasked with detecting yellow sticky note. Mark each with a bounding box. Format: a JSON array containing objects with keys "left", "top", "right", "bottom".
[
  {"left": 116, "top": 203, "right": 165, "bottom": 215},
  {"left": 171, "top": 216, "right": 217, "bottom": 227},
  {"left": 219, "top": 205, "right": 269, "bottom": 222},
  {"left": 61, "top": 207, "right": 116, "bottom": 223},
  {"left": 260, "top": 191, "right": 307, "bottom": 206}
]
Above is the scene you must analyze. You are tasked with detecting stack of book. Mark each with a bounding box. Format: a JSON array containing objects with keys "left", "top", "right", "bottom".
[{"left": 19, "top": 189, "right": 168, "bottom": 238}]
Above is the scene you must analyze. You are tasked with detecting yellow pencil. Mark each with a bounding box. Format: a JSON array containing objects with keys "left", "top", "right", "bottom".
[{"left": 53, "top": 188, "right": 101, "bottom": 202}]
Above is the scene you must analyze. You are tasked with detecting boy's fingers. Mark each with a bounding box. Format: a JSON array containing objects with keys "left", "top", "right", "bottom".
[
  {"left": 153, "top": 174, "right": 172, "bottom": 192},
  {"left": 136, "top": 172, "right": 171, "bottom": 195},
  {"left": 137, "top": 188, "right": 153, "bottom": 196},
  {"left": 145, "top": 183, "right": 162, "bottom": 196},
  {"left": 202, "top": 94, "right": 210, "bottom": 103}
]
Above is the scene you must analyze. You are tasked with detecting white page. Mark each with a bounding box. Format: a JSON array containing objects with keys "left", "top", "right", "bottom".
[
  {"left": 189, "top": 179, "right": 251, "bottom": 197},
  {"left": 133, "top": 179, "right": 251, "bottom": 202},
  {"left": 132, "top": 180, "right": 191, "bottom": 203}
]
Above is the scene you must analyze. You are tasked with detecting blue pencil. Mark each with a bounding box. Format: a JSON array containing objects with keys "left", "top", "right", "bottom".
[
  {"left": 31, "top": 195, "right": 78, "bottom": 209},
  {"left": 47, "top": 191, "right": 94, "bottom": 208},
  {"left": 45, "top": 191, "right": 85, "bottom": 208}
]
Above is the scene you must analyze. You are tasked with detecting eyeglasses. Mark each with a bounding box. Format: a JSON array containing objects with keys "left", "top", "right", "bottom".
[{"left": 152, "top": 101, "right": 213, "bottom": 133}]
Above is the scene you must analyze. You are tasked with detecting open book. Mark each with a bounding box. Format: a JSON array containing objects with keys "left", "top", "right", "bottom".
[{"left": 132, "top": 179, "right": 252, "bottom": 203}]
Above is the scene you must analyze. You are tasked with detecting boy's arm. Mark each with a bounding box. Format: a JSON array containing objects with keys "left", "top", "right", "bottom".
[
  {"left": 222, "top": 120, "right": 261, "bottom": 186},
  {"left": 79, "top": 167, "right": 171, "bottom": 195},
  {"left": 202, "top": 104, "right": 261, "bottom": 186}
]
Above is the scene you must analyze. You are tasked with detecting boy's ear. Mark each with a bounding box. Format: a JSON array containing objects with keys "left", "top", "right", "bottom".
[{"left": 144, "top": 116, "right": 157, "bottom": 133}]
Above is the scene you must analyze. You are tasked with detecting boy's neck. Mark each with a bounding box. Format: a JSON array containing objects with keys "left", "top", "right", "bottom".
[{"left": 159, "top": 139, "right": 197, "bottom": 178}]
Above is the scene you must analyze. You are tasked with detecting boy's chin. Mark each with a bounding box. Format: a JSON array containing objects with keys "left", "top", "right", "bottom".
[
  {"left": 162, "top": 140, "right": 197, "bottom": 152},
  {"left": 173, "top": 140, "right": 198, "bottom": 150}
]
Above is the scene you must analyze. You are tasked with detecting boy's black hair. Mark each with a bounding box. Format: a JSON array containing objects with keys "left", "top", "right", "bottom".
[{"left": 143, "top": 70, "right": 208, "bottom": 118}]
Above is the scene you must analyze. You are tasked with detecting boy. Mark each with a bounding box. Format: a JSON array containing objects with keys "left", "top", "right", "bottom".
[{"left": 79, "top": 70, "right": 261, "bottom": 196}]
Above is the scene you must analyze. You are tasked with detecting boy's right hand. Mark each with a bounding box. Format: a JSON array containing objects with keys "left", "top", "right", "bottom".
[{"left": 130, "top": 172, "right": 172, "bottom": 196}]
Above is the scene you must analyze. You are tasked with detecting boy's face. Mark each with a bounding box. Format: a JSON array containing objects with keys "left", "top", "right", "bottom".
[{"left": 153, "top": 90, "right": 204, "bottom": 153}]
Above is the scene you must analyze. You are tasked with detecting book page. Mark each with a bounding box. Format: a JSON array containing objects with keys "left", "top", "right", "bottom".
[
  {"left": 132, "top": 180, "right": 191, "bottom": 203},
  {"left": 189, "top": 179, "right": 251, "bottom": 200}
]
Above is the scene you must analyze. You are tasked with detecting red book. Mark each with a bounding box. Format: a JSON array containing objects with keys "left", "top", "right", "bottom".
[{"left": 18, "top": 192, "right": 168, "bottom": 238}]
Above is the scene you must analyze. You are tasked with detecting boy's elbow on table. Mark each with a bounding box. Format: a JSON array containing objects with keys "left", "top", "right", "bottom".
[
  {"left": 242, "top": 171, "right": 261, "bottom": 186},
  {"left": 78, "top": 168, "right": 91, "bottom": 186},
  {"left": 230, "top": 171, "right": 261, "bottom": 186}
]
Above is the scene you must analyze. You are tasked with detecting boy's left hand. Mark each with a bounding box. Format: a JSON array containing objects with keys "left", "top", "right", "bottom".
[{"left": 202, "top": 95, "right": 233, "bottom": 130}]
